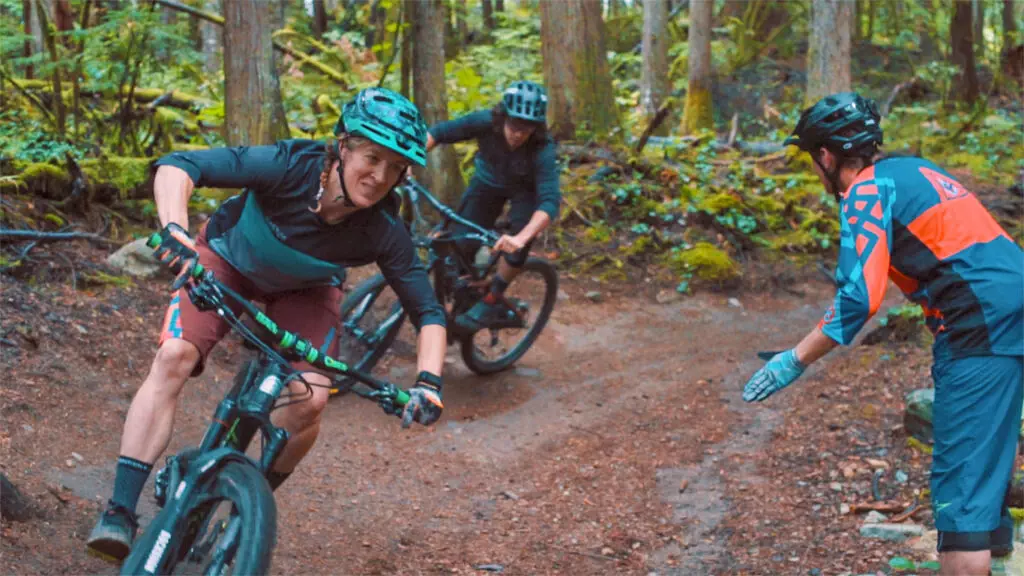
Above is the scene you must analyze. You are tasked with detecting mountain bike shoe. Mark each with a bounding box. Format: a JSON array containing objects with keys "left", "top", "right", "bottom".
[
  {"left": 86, "top": 500, "right": 139, "bottom": 562},
  {"left": 455, "top": 300, "right": 521, "bottom": 332}
]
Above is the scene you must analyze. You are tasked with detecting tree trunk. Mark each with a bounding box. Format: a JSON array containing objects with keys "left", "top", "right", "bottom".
[
  {"left": 199, "top": 0, "right": 221, "bottom": 75},
  {"left": 495, "top": 0, "right": 504, "bottom": 11},
  {"left": 401, "top": 0, "right": 412, "bottom": 97},
  {"left": 312, "top": 0, "right": 328, "bottom": 37},
  {"left": 973, "top": 0, "right": 985, "bottom": 61},
  {"left": 1005, "top": 0, "right": 1019, "bottom": 45},
  {"left": 456, "top": 0, "right": 469, "bottom": 50},
  {"left": 1003, "top": 0, "right": 1019, "bottom": 66},
  {"left": 482, "top": 0, "right": 494, "bottom": 30},
  {"left": 867, "top": 0, "right": 875, "bottom": 42},
  {"left": 223, "top": 0, "right": 290, "bottom": 145},
  {"left": 918, "top": 7, "right": 939, "bottom": 61},
  {"left": 24, "top": 0, "right": 54, "bottom": 79},
  {"left": 539, "top": 0, "right": 617, "bottom": 140},
  {"left": 0, "top": 473, "right": 35, "bottom": 522},
  {"left": 412, "top": 0, "right": 464, "bottom": 207},
  {"left": 682, "top": 0, "right": 713, "bottom": 134},
  {"left": 640, "top": 0, "right": 669, "bottom": 134},
  {"left": 806, "top": 0, "right": 852, "bottom": 104},
  {"left": 951, "top": 0, "right": 981, "bottom": 103}
]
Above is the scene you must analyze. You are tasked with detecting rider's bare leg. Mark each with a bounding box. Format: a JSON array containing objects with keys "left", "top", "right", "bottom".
[
  {"left": 120, "top": 339, "right": 200, "bottom": 463},
  {"left": 269, "top": 372, "right": 331, "bottom": 475}
]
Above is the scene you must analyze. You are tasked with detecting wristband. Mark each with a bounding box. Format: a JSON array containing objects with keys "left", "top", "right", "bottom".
[{"left": 416, "top": 370, "right": 442, "bottom": 392}]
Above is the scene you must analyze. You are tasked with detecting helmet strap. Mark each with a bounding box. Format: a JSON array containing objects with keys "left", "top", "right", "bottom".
[
  {"left": 333, "top": 138, "right": 357, "bottom": 208},
  {"left": 813, "top": 151, "right": 844, "bottom": 203}
]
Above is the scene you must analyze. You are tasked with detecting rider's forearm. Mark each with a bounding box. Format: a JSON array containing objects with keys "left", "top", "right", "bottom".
[
  {"left": 416, "top": 324, "right": 447, "bottom": 378},
  {"left": 516, "top": 211, "right": 551, "bottom": 242},
  {"left": 794, "top": 327, "right": 839, "bottom": 366},
  {"left": 154, "top": 165, "right": 195, "bottom": 230}
]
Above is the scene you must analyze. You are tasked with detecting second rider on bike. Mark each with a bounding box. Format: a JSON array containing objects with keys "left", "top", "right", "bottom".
[
  {"left": 87, "top": 88, "right": 448, "bottom": 561},
  {"left": 426, "top": 80, "right": 561, "bottom": 332}
]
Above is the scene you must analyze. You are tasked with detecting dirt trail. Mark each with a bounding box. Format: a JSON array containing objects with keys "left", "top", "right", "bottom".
[{"left": 3, "top": 276, "right": 858, "bottom": 575}]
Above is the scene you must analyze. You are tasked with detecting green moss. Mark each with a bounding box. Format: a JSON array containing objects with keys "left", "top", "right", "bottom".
[
  {"left": 768, "top": 229, "right": 818, "bottom": 252},
  {"left": 0, "top": 177, "right": 23, "bottom": 194},
  {"left": 699, "top": 192, "right": 741, "bottom": 215},
  {"left": 153, "top": 107, "right": 198, "bottom": 133},
  {"left": 799, "top": 212, "right": 839, "bottom": 236},
  {"left": 19, "top": 163, "right": 71, "bottom": 198},
  {"left": 598, "top": 267, "right": 628, "bottom": 282},
  {"left": 682, "top": 87, "right": 714, "bottom": 134},
  {"left": 747, "top": 195, "right": 786, "bottom": 214},
  {"left": 80, "top": 156, "right": 154, "bottom": 199},
  {"left": 583, "top": 223, "right": 612, "bottom": 244},
  {"left": 82, "top": 270, "right": 133, "bottom": 288},
  {"left": 747, "top": 195, "right": 788, "bottom": 230},
  {"left": 620, "top": 235, "right": 656, "bottom": 256},
  {"left": 665, "top": 242, "right": 739, "bottom": 282}
]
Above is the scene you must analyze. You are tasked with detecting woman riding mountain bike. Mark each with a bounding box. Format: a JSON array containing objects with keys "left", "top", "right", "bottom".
[
  {"left": 425, "top": 80, "right": 561, "bottom": 333},
  {"left": 86, "top": 87, "right": 448, "bottom": 562}
]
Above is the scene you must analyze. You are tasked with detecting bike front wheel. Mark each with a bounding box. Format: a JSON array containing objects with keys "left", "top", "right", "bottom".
[
  {"left": 123, "top": 461, "right": 276, "bottom": 576},
  {"left": 460, "top": 257, "right": 558, "bottom": 375}
]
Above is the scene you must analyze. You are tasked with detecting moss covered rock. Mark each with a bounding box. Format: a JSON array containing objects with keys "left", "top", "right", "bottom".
[
  {"left": 17, "top": 163, "right": 71, "bottom": 199},
  {"left": 667, "top": 242, "right": 739, "bottom": 282},
  {"left": 699, "top": 192, "right": 742, "bottom": 214},
  {"left": 80, "top": 156, "right": 155, "bottom": 200}
]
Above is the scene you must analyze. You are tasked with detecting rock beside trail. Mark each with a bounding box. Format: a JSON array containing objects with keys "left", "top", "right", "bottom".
[
  {"left": 107, "top": 237, "right": 162, "bottom": 278},
  {"left": 859, "top": 522, "right": 923, "bottom": 542}
]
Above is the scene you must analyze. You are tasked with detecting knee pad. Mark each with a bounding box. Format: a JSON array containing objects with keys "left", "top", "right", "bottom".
[{"left": 937, "top": 530, "right": 991, "bottom": 552}]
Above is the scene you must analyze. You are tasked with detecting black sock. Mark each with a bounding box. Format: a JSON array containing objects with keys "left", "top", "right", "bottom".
[
  {"left": 111, "top": 456, "right": 153, "bottom": 512},
  {"left": 267, "top": 470, "right": 291, "bottom": 491},
  {"left": 489, "top": 275, "right": 510, "bottom": 298}
]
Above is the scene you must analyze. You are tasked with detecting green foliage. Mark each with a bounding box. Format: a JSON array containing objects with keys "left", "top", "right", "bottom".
[
  {"left": 878, "top": 304, "right": 924, "bottom": 328},
  {"left": 0, "top": 113, "right": 85, "bottom": 163},
  {"left": 665, "top": 242, "right": 739, "bottom": 282}
]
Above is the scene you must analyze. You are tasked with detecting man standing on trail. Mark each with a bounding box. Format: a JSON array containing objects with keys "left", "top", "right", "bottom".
[{"left": 741, "top": 92, "right": 1023, "bottom": 576}]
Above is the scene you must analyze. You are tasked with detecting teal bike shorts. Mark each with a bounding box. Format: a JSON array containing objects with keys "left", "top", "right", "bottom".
[{"left": 931, "top": 354, "right": 1023, "bottom": 533}]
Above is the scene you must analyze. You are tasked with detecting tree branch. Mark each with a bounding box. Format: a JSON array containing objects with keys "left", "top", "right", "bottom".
[
  {"left": 0, "top": 229, "right": 116, "bottom": 246},
  {"left": 154, "top": 0, "right": 349, "bottom": 87}
]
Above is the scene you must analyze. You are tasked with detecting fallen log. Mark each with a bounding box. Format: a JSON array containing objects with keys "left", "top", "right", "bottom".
[{"left": 0, "top": 229, "right": 116, "bottom": 246}]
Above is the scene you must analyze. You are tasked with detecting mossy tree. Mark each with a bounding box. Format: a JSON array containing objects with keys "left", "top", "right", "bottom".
[
  {"left": 682, "top": 0, "right": 713, "bottom": 134},
  {"left": 806, "top": 0, "right": 852, "bottom": 104},
  {"left": 539, "top": 0, "right": 617, "bottom": 140},
  {"left": 951, "top": 0, "right": 980, "bottom": 104},
  {"left": 223, "top": 0, "right": 290, "bottom": 145},
  {"left": 410, "top": 0, "right": 464, "bottom": 207},
  {"left": 640, "top": 0, "right": 669, "bottom": 135}
]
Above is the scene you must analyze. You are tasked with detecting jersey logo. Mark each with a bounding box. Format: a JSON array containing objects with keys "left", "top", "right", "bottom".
[{"left": 919, "top": 167, "right": 970, "bottom": 202}]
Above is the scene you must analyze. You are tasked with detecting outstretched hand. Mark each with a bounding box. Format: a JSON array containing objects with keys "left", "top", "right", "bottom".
[{"left": 742, "top": 348, "right": 806, "bottom": 402}]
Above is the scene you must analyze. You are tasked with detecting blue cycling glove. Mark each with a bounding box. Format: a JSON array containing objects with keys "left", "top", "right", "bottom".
[{"left": 742, "top": 348, "right": 806, "bottom": 402}]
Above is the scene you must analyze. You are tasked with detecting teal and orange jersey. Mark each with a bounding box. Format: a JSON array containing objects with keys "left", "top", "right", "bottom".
[{"left": 819, "top": 156, "right": 1023, "bottom": 359}]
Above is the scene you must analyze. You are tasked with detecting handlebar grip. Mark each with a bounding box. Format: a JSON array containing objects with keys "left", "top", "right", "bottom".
[
  {"left": 147, "top": 233, "right": 205, "bottom": 277},
  {"left": 395, "top": 389, "right": 411, "bottom": 406}
]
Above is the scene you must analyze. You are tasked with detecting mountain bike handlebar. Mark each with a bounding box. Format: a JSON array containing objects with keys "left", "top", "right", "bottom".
[
  {"left": 399, "top": 176, "right": 501, "bottom": 244},
  {"left": 146, "top": 234, "right": 411, "bottom": 408}
]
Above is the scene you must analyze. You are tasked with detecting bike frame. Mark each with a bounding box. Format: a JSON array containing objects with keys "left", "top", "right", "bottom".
[
  {"left": 347, "top": 177, "right": 506, "bottom": 344},
  {"left": 127, "top": 234, "right": 412, "bottom": 575}
]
